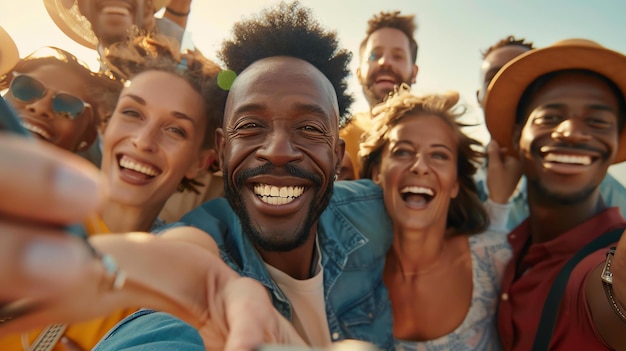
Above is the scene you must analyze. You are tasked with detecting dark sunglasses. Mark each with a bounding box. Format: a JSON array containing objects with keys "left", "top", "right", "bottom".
[{"left": 9, "top": 74, "right": 91, "bottom": 120}]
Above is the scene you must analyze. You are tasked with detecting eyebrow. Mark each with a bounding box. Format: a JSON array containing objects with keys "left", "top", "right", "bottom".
[
  {"left": 292, "top": 103, "right": 329, "bottom": 117},
  {"left": 541, "top": 102, "right": 617, "bottom": 113},
  {"left": 122, "top": 93, "right": 197, "bottom": 125},
  {"left": 233, "top": 103, "right": 330, "bottom": 118},
  {"left": 232, "top": 103, "right": 264, "bottom": 116},
  {"left": 392, "top": 140, "right": 454, "bottom": 152}
]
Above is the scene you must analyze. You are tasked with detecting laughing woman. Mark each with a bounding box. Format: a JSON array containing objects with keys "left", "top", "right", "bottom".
[
  {"left": 0, "top": 45, "right": 121, "bottom": 166},
  {"left": 97, "top": 35, "right": 226, "bottom": 234},
  {"left": 359, "top": 87, "right": 512, "bottom": 351},
  {"left": 0, "top": 33, "right": 227, "bottom": 351}
]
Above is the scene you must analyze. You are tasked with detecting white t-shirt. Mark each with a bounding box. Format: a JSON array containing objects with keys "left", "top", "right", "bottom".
[{"left": 264, "top": 239, "right": 331, "bottom": 347}]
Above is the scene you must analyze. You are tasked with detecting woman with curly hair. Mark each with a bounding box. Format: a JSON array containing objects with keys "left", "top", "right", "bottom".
[{"left": 359, "top": 86, "right": 511, "bottom": 351}]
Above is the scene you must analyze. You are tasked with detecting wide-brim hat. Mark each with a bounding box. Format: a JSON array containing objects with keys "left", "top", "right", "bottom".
[
  {"left": 43, "top": 0, "right": 170, "bottom": 49},
  {"left": 0, "top": 26, "right": 19, "bottom": 75},
  {"left": 484, "top": 38, "right": 626, "bottom": 164}
]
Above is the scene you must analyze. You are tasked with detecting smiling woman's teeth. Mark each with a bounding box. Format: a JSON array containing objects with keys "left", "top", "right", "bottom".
[
  {"left": 119, "top": 156, "right": 159, "bottom": 176},
  {"left": 21, "top": 121, "right": 51, "bottom": 140},
  {"left": 254, "top": 184, "right": 305, "bottom": 205}
]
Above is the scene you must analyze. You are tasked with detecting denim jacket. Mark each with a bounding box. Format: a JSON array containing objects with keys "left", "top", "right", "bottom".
[
  {"left": 476, "top": 168, "right": 626, "bottom": 231},
  {"left": 94, "top": 179, "right": 395, "bottom": 350}
]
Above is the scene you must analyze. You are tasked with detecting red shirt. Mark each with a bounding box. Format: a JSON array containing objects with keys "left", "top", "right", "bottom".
[{"left": 498, "top": 207, "right": 626, "bottom": 351}]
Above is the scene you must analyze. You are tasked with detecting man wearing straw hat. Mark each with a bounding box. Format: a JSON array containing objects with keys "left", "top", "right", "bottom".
[
  {"left": 484, "top": 38, "right": 626, "bottom": 350},
  {"left": 475, "top": 35, "right": 626, "bottom": 232},
  {"left": 43, "top": 0, "right": 193, "bottom": 65}
]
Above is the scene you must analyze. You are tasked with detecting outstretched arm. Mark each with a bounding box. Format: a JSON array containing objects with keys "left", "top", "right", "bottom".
[{"left": 0, "top": 134, "right": 304, "bottom": 350}]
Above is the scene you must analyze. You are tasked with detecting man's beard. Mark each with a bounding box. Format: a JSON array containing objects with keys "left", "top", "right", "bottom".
[
  {"left": 223, "top": 162, "right": 334, "bottom": 252},
  {"left": 527, "top": 177, "right": 596, "bottom": 205},
  {"left": 361, "top": 68, "right": 411, "bottom": 107},
  {"left": 525, "top": 141, "right": 609, "bottom": 206}
]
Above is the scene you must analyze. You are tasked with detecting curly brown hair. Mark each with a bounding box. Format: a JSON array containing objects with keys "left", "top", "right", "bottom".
[
  {"left": 359, "top": 86, "right": 488, "bottom": 236},
  {"left": 103, "top": 31, "right": 229, "bottom": 192},
  {"left": 481, "top": 35, "right": 534, "bottom": 59},
  {"left": 359, "top": 11, "right": 418, "bottom": 64}
]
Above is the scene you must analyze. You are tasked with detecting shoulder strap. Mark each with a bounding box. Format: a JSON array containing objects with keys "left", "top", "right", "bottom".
[
  {"left": 532, "top": 227, "right": 625, "bottom": 351},
  {"left": 27, "top": 323, "right": 68, "bottom": 351}
]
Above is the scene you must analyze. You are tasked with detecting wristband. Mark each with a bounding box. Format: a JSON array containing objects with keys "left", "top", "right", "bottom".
[
  {"left": 601, "top": 247, "right": 626, "bottom": 323},
  {"left": 166, "top": 6, "right": 190, "bottom": 17}
]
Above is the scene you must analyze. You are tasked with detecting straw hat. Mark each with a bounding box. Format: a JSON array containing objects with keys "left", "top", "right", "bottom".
[
  {"left": 484, "top": 38, "right": 626, "bottom": 164},
  {"left": 0, "top": 26, "right": 19, "bottom": 75},
  {"left": 43, "top": 0, "right": 170, "bottom": 49}
]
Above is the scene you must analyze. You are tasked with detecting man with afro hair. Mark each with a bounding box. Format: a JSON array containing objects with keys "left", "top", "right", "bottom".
[{"left": 92, "top": 2, "right": 395, "bottom": 350}]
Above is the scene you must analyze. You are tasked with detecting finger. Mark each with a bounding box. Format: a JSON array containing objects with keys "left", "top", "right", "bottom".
[
  {"left": 0, "top": 220, "right": 92, "bottom": 301},
  {"left": 223, "top": 279, "right": 268, "bottom": 351},
  {"left": 0, "top": 134, "right": 104, "bottom": 225}
]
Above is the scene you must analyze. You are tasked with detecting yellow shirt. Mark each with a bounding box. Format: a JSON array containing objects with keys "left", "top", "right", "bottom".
[
  {"left": 339, "top": 111, "right": 372, "bottom": 179},
  {"left": 0, "top": 216, "right": 137, "bottom": 351}
]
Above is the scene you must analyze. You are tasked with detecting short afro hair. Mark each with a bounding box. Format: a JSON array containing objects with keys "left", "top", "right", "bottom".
[
  {"left": 218, "top": 1, "right": 354, "bottom": 128},
  {"left": 481, "top": 35, "right": 534, "bottom": 59}
]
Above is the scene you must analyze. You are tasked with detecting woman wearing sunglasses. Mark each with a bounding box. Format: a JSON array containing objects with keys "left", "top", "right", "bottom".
[
  {"left": 0, "top": 33, "right": 228, "bottom": 351},
  {"left": 1, "top": 47, "right": 120, "bottom": 164}
]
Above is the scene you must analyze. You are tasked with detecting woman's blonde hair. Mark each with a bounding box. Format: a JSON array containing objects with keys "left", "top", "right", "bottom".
[{"left": 359, "top": 85, "right": 489, "bottom": 236}]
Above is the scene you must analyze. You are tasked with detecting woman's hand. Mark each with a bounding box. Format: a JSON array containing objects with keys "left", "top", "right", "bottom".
[{"left": 0, "top": 133, "right": 103, "bottom": 304}]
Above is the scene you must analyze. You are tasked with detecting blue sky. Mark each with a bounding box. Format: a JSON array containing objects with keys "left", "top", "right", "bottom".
[{"left": 2, "top": 0, "right": 625, "bottom": 182}]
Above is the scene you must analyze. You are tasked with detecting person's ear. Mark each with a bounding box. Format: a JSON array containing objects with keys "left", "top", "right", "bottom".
[
  {"left": 450, "top": 179, "right": 460, "bottom": 199},
  {"left": 335, "top": 138, "right": 346, "bottom": 176},
  {"left": 371, "top": 163, "right": 382, "bottom": 185},
  {"left": 76, "top": 113, "right": 98, "bottom": 152},
  {"left": 410, "top": 64, "right": 418, "bottom": 84},
  {"left": 215, "top": 128, "right": 225, "bottom": 171},
  {"left": 185, "top": 149, "right": 214, "bottom": 180},
  {"left": 356, "top": 67, "right": 365, "bottom": 86}
]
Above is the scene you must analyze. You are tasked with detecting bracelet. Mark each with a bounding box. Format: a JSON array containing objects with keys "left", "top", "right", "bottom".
[
  {"left": 165, "top": 6, "right": 190, "bottom": 17},
  {"left": 601, "top": 247, "right": 626, "bottom": 323}
]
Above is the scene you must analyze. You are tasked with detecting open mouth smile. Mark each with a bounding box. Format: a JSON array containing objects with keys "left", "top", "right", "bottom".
[
  {"left": 400, "top": 185, "right": 435, "bottom": 207},
  {"left": 118, "top": 155, "right": 161, "bottom": 178},
  {"left": 253, "top": 184, "right": 305, "bottom": 205},
  {"left": 21, "top": 120, "right": 52, "bottom": 141},
  {"left": 543, "top": 152, "right": 592, "bottom": 166}
]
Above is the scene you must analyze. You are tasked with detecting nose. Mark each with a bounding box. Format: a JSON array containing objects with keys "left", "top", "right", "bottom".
[
  {"left": 25, "top": 93, "right": 54, "bottom": 120},
  {"left": 377, "top": 52, "right": 392, "bottom": 68},
  {"left": 409, "top": 154, "right": 429, "bottom": 175},
  {"left": 256, "top": 130, "right": 303, "bottom": 167},
  {"left": 132, "top": 124, "right": 159, "bottom": 152},
  {"left": 551, "top": 118, "right": 592, "bottom": 143}
]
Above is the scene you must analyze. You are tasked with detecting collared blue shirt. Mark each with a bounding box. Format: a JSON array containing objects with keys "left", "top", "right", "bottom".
[
  {"left": 476, "top": 169, "right": 626, "bottom": 231},
  {"left": 95, "top": 179, "right": 395, "bottom": 350}
]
